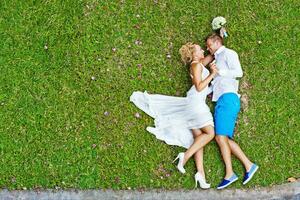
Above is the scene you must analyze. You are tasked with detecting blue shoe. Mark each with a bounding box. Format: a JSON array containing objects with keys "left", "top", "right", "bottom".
[
  {"left": 243, "top": 164, "right": 259, "bottom": 185},
  {"left": 217, "top": 173, "right": 238, "bottom": 190}
]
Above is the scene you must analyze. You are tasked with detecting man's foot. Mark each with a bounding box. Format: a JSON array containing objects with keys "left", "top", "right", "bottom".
[
  {"left": 243, "top": 163, "right": 259, "bottom": 185},
  {"left": 217, "top": 173, "right": 238, "bottom": 189}
]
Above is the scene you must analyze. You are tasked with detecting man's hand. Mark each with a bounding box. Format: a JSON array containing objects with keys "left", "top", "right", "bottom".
[{"left": 209, "top": 62, "right": 218, "bottom": 76}]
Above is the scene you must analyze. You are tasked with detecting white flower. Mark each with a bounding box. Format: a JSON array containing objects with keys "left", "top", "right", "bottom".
[
  {"left": 212, "top": 16, "right": 227, "bottom": 30},
  {"left": 134, "top": 112, "right": 141, "bottom": 118}
]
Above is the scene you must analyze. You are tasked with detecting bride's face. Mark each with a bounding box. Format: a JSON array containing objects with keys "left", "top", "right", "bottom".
[{"left": 193, "top": 44, "right": 204, "bottom": 59}]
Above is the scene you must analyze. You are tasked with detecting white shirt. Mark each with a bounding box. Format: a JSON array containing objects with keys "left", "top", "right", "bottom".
[{"left": 210, "top": 46, "right": 243, "bottom": 102}]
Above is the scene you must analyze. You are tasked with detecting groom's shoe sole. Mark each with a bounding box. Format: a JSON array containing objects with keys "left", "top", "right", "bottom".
[{"left": 243, "top": 165, "right": 259, "bottom": 185}]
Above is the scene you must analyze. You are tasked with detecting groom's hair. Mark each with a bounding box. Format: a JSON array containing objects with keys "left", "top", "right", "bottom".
[{"left": 205, "top": 33, "right": 223, "bottom": 45}]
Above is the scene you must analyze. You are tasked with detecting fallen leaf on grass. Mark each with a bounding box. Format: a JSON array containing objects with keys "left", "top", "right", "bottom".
[
  {"left": 287, "top": 177, "right": 297, "bottom": 182},
  {"left": 115, "top": 176, "right": 120, "bottom": 183},
  {"left": 240, "top": 94, "right": 249, "bottom": 112}
]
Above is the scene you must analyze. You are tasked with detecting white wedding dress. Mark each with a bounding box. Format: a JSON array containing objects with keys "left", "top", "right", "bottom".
[{"left": 130, "top": 64, "right": 213, "bottom": 149}]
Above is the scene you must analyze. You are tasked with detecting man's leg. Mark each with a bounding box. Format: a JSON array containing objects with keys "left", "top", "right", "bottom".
[
  {"left": 215, "top": 135, "right": 234, "bottom": 179},
  {"left": 214, "top": 93, "right": 240, "bottom": 188},
  {"left": 228, "top": 139, "right": 253, "bottom": 171},
  {"left": 228, "top": 139, "right": 259, "bottom": 185}
]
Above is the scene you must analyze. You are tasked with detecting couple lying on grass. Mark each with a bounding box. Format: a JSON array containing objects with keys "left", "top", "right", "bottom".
[{"left": 130, "top": 33, "right": 258, "bottom": 189}]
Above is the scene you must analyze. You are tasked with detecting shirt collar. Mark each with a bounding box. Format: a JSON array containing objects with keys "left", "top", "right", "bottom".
[{"left": 214, "top": 45, "right": 226, "bottom": 56}]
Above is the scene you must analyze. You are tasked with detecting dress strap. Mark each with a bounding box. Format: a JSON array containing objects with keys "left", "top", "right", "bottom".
[
  {"left": 191, "top": 61, "right": 204, "bottom": 68},
  {"left": 190, "top": 62, "right": 205, "bottom": 79}
]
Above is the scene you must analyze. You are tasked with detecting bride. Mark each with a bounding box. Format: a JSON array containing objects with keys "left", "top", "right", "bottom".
[{"left": 130, "top": 42, "right": 217, "bottom": 189}]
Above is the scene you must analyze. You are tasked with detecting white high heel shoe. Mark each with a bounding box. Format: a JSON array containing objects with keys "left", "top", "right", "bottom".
[
  {"left": 195, "top": 172, "right": 210, "bottom": 189},
  {"left": 173, "top": 152, "right": 186, "bottom": 174}
]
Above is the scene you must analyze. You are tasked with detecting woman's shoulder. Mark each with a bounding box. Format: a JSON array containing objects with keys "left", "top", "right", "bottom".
[
  {"left": 190, "top": 62, "right": 204, "bottom": 79},
  {"left": 190, "top": 61, "right": 204, "bottom": 69}
]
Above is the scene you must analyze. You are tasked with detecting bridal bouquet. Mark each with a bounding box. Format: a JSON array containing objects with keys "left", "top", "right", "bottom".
[{"left": 211, "top": 16, "right": 228, "bottom": 38}]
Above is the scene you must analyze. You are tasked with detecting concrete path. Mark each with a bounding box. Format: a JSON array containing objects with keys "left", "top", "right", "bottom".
[{"left": 0, "top": 181, "right": 299, "bottom": 200}]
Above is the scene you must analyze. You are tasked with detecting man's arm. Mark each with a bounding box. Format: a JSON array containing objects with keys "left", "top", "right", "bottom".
[{"left": 218, "top": 50, "right": 243, "bottom": 78}]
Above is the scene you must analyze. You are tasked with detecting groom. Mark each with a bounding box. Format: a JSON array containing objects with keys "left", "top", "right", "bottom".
[{"left": 205, "top": 33, "right": 259, "bottom": 189}]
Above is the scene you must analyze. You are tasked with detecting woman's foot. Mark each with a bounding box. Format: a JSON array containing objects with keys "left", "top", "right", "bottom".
[
  {"left": 195, "top": 172, "right": 210, "bottom": 189},
  {"left": 173, "top": 152, "right": 186, "bottom": 174}
]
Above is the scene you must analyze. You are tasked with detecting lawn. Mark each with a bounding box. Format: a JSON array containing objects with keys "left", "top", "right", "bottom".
[{"left": 0, "top": 0, "right": 299, "bottom": 190}]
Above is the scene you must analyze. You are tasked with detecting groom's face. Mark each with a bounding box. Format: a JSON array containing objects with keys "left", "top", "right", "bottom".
[{"left": 206, "top": 39, "right": 218, "bottom": 54}]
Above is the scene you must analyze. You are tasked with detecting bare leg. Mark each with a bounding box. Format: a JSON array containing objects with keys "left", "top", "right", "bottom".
[
  {"left": 228, "top": 139, "right": 253, "bottom": 171},
  {"left": 191, "top": 129, "right": 205, "bottom": 178},
  {"left": 183, "top": 125, "right": 215, "bottom": 166},
  {"left": 194, "top": 148, "right": 205, "bottom": 178},
  {"left": 215, "top": 135, "right": 233, "bottom": 179}
]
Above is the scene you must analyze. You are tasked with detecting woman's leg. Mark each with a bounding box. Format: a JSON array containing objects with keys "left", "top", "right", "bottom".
[
  {"left": 191, "top": 129, "right": 205, "bottom": 178},
  {"left": 228, "top": 139, "right": 253, "bottom": 171},
  {"left": 183, "top": 125, "right": 215, "bottom": 165}
]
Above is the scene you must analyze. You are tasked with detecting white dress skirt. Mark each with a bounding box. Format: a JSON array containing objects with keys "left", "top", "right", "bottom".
[{"left": 130, "top": 65, "right": 214, "bottom": 149}]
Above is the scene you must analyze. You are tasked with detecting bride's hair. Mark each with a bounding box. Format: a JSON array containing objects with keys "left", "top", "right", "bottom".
[{"left": 179, "top": 42, "right": 196, "bottom": 66}]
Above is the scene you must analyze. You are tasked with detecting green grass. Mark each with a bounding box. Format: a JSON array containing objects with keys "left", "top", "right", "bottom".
[{"left": 0, "top": 0, "right": 299, "bottom": 190}]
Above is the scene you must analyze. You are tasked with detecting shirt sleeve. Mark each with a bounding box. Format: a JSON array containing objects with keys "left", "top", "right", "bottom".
[
  {"left": 219, "top": 50, "right": 243, "bottom": 78},
  {"left": 206, "top": 85, "right": 213, "bottom": 95}
]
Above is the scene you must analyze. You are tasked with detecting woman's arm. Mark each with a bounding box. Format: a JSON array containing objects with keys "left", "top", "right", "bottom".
[
  {"left": 199, "top": 54, "right": 214, "bottom": 66},
  {"left": 191, "top": 62, "right": 217, "bottom": 92}
]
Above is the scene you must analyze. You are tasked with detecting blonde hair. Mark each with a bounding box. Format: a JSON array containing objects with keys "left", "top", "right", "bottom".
[{"left": 179, "top": 42, "right": 195, "bottom": 66}]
